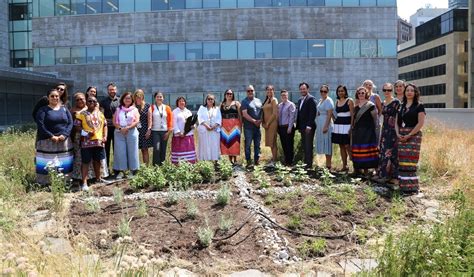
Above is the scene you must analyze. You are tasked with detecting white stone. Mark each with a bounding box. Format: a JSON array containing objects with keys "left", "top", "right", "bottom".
[
  {"left": 43, "top": 237, "right": 73, "bottom": 255},
  {"left": 159, "top": 267, "right": 197, "bottom": 277},
  {"left": 228, "top": 269, "right": 271, "bottom": 277}
]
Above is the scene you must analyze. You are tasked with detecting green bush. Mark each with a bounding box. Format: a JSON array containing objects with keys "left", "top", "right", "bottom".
[
  {"left": 217, "top": 159, "right": 233, "bottom": 180},
  {"left": 194, "top": 161, "right": 215, "bottom": 183},
  {"left": 216, "top": 184, "right": 231, "bottom": 206},
  {"left": 174, "top": 161, "right": 202, "bottom": 190},
  {"left": 298, "top": 238, "right": 327, "bottom": 257},
  {"left": 130, "top": 165, "right": 167, "bottom": 190}
]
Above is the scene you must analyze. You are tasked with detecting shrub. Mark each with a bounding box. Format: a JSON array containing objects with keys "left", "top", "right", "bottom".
[
  {"left": 186, "top": 199, "right": 199, "bottom": 219},
  {"left": 85, "top": 198, "right": 101, "bottom": 213},
  {"left": 166, "top": 185, "right": 179, "bottom": 206},
  {"left": 218, "top": 214, "right": 233, "bottom": 233},
  {"left": 47, "top": 163, "right": 67, "bottom": 212},
  {"left": 216, "top": 184, "right": 231, "bottom": 206},
  {"left": 197, "top": 221, "right": 214, "bottom": 248},
  {"left": 194, "top": 161, "right": 215, "bottom": 183},
  {"left": 320, "top": 167, "right": 335, "bottom": 186},
  {"left": 175, "top": 161, "right": 202, "bottom": 189},
  {"left": 294, "top": 162, "right": 309, "bottom": 182},
  {"left": 118, "top": 217, "right": 132, "bottom": 237},
  {"left": 364, "top": 187, "right": 378, "bottom": 209},
  {"left": 298, "top": 239, "right": 327, "bottom": 257},
  {"left": 130, "top": 166, "right": 166, "bottom": 190},
  {"left": 302, "top": 195, "right": 321, "bottom": 217},
  {"left": 286, "top": 214, "right": 302, "bottom": 230},
  {"left": 217, "top": 159, "right": 233, "bottom": 180},
  {"left": 113, "top": 187, "right": 124, "bottom": 205},
  {"left": 136, "top": 200, "right": 148, "bottom": 217}
]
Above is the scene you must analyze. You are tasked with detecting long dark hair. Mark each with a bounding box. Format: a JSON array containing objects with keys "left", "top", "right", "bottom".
[
  {"left": 336, "top": 85, "right": 348, "bottom": 99},
  {"left": 119, "top": 92, "right": 134, "bottom": 108},
  {"left": 403, "top": 83, "right": 421, "bottom": 106},
  {"left": 264, "top": 85, "right": 274, "bottom": 104},
  {"left": 56, "top": 82, "right": 68, "bottom": 104}
]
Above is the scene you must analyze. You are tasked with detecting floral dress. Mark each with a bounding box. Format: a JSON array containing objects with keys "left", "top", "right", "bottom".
[{"left": 378, "top": 99, "right": 400, "bottom": 179}]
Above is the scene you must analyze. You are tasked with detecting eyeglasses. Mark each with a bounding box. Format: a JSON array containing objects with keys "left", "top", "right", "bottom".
[
  {"left": 226, "top": 93, "right": 233, "bottom": 95},
  {"left": 207, "top": 98, "right": 215, "bottom": 101},
  {"left": 247, "top": 90, "right": 254, "bottom": 92},
  {"left": 382, "top": 89, "right": 393, "bottom": 92},
  {"left": 87, "top": 100, "right": 97, "bottom": 103},
  {"left": 357, "top": 91, "right": 366, "bottom": 95},
  {"left": 320, "top": 90, "right": 328, "bottom": 93}
]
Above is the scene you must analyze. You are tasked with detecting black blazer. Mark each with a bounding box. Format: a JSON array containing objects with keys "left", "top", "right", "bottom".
[{"left": 296, "top": 94, "right": 317, "bottom": 131}]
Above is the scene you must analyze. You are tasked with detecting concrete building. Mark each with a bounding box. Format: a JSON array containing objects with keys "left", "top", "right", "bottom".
[
  {"left": 409, "top": 8, "right": 449, "bottom": 38},
  {"left": 449, "top": 0, "right": 468, "bottom": 8},
  {"left": 22, "top": 0, "right": 398, "bottom": 108},
  {"left": 0, "top": 1, "right": 9, "bottom": 66},
  {"left": 469, "top": 0, "right": 474, "bottom": 108},
  {"left": 398, "top": 9, "right": 469, "bottom": 108},
  {"left": 398, "top": 17, "right": 413, "bottom": 45}
]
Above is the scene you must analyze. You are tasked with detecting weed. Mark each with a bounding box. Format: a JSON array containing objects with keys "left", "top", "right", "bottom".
[
  {"left": 317, "top": 221, "right": 331, "bottom": 234},
  {"left": 186, "top": 198, "right": 199, "bottom": 219},
  {"left": 113, "top": 187, "right": 124, "bottom": 205},
  {"left": 286, "top": 214, "right": 302, "bottom": 230},
  {"left": 136, "top": 200, "right": 148, "bottom": 217},
  {"left": 47, "top": 162, "right": 66, "bottom": 212},
  {"left": 197, "top": 220, "right": 214, "bottom": 248},
  {"left": 251, "top": 165, "right": 270, "bottom": 188},
  {"left": 364, "top": 187, "right": 378, "bottom": 209},
  {"left": 326, "top": 184, "right": 357, "bottom": 214},
  {"left": 298, "top": 239, "right": 327, "bottom": 257},
  {"left": 320, "top": 167, "right": 335, "bottom": 186},
  {"left": 166, "top": 184, "right": 179, "bottom": 206},
  {"left": 217, "top": 159, "right": 233, "bottom": 180},
  {"left": 355, "top": 227, "right": 370, "bottom": 244},
  {"left": 264, "top": 189, "right": 276, "bottom": 205},
  {"left": 216, "top": 184, "right": 231, "bottom": 206},
  {"left": 195, "top": 161, "right": 215, "bottom": 183},
  {"left": 302, "top": 195, "right": 321, "bottom": 217},
  {"left": 388, "top": 195, "right": 406, "bottom": 222},
  {"left": 218, "top": 214, "right": 233, "bottom": 233},
  {"left": 118, "top": 217, "right": 132, "bottom": 237},
  {"left": 294, "top": 162, "right": 309, "bottom": 182},
  {"left": 368, "top": 214, "right": 386, "bottom": 228},
  {"left": 85, "top": 198, "right": 101, "bottom": 213}
]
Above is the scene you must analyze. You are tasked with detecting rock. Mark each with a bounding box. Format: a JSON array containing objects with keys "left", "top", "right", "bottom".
[
  {"left": 316, "top": 271, "right": 333, "bottom": 277},
  {"left": 339, "top": 259, "right": 378, "bottom": 273},
  {"left": 278, "top": 250, "right": 289, "bottom": 260},
  {"left": 42, "top": 237, "right": 73, "bottom": 255},
  {"left": 228, "top": 269, "right": 271, "bottom": 277},
  {"left": 29, "top": 210, "right": 49, "bottom": 221},
  {"left": 420, "top": 199, "right": 439, "bottom": 208},
  {"left": 31, "top": 218, "right": 57, "bottom": 235},
  {"left": 424, "top": 207, "right": 441, "bottom": 222},
  {"left": 159, "top": 267, "right": 196, "bottom": 277}
]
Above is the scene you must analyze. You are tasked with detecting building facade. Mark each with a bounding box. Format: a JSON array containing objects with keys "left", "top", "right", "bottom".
[
  {"left": 398, "top": 17, "right": 413, "bottom": 45},
  {"left": 19, "top": 0, "right": 398, "bottom": 108},
  {"left": 449, "top": 0, "right": 468, "bottom": 9},
  {"left": 398, "top": 9, "right": 469, "bottom": 108}
]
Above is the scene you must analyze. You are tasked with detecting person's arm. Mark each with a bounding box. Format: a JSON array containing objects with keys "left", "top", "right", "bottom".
[
  {"left": 395, "top": 115, "right": 400, "bottom": 138},
  {"left": 128, "top": 109, "right": 140, "bottom": 129},
  {"left": 113, "top": 110, "right": 121, "bottom": 130},
  {"left": 62, "top": 109, "right": 73, "bottom": 138},
  {"left": 288, "top": 102, "right": 297, "bottom": 133},
  {"left": 236, "top": 101, "right": 243, "bottom": 127},
  {"left": 214, "top": 108, "right": 222, "bottom": 129},
  {"left": 32, "top": 96, "right": 48, "bottom": 121},
  {"left": 401, "top": 108, "right": 426, "bottom": 142},
  {"left": 323, "top": 99, "right": 334, "bottom": 133},
  {"left": 146, "top": 105, "right": 152, "bottom": 139},
  {"left": 375, "top": 95, "right": 383, "bottom": 116},
  {"left": 197, "top": 106, "right": 211, "bottom": 130},
  {"left": 306, "top": 97, "right": 317, "bottom": 132},
  {"left": 36, "top": 108, "right": 54, "bottom": 139},
  {"left": 74, "top": 112, "right": 83, "bottom": 132},
  {"left": 101, "top": 113, "right": 107, "bottom": 143},
  {"left": 266, "top": 98, "right": 278, "bottom": 128},
  {"left": 172, "top": 110, "right": 181, "bottom": 135},
  {"left": 370, "top": 107, "right": 378, "bottom": 131},
  {"left": 348, "top": 99, "right": 355, "bottom": 132},
  {"left": 242, "top": 109, "right": 257, "bottom": 125}
]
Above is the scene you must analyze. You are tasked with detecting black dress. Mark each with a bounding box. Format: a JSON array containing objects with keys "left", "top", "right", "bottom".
[
  {"left": 137, "top": 103, "right": 153, "bottom": 149},
  {"left": 332, "top": 99, "right": 351, "bottom": 145},
  {"left": 351, "top": 104, "right": 379, "bottom": 169}
]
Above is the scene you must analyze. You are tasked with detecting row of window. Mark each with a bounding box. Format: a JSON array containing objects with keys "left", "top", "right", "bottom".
[
  {"left": 398, "top": 64, "right": 446, "bottom": 81},
  {"left": 34, "top": 0, "right": 396, "bottom": 17},
  {"left": 423, "top": 103, "right": 446, "bottom": 108},
  {"left": 398, "top": 45, "right": 446, "bottom": 68},
  {"left": 418, "top": 83, "right": 446, "bottom": 96}
]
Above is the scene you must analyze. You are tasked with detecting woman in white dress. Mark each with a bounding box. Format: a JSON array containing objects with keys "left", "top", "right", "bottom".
[{"left": 197, "top": 94, "right": 222, "bottom": 161}]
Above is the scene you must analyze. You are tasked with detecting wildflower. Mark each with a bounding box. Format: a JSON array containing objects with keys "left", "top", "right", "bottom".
[
  {"left": 123, "top": 236, "right": 133, "bottom": 243},
  {"left": 99, "top": 229, "right": 108, "bottom": 236},
  {"left": 27, "top": 271, "right": 38, "bottom": 277},
  {"left": 2, "top": 268, "right": 14, "bottom": 274},
  {"left": 99, "top": 239, "right": 107, "bottom": 247},
  {"left": 17, "top": 263, "right": 28, "bottom": 270},
  {"left": 139, "top": 255, "right": 148, "bottom": 263},
  {"left": 16, "top": 256, "right": 28, "bottom": 265},
  {"left": 5, "top": 252, "right": 16, "bottom": 261}
]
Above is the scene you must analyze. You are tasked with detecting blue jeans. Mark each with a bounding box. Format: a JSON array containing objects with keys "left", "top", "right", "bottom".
[{"left": 244, "top": 127, "right": 261, "bottom": 163}]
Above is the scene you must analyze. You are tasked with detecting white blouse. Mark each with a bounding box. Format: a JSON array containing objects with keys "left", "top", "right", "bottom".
[
  {"left": 172, "top": 107, "right": 193, "bottom": 136},
  {"left": 197, "top": 106, "right": 222, "bottom": 133},
  {"left": 151, "top": 104, "right": 168, "bottom": 131}
]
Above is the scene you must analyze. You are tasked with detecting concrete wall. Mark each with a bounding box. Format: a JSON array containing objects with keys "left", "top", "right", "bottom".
[
  {"left": 0, "top": 1, "right": 9, "bottom": 66},
  {"left": 426, "top": 108, "right": 474, "bottom": 129},
  {"left": 469, "top": 0, "right": 474, "bottom": 107}
]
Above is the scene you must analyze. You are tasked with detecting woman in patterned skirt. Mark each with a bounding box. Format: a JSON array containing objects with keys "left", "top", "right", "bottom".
[
  {"left": 171, "top": 97, "right": 197, "bottom": 164},
  {"left": 134, "top": 89, "right": 152, "bottom": 165},
  {"left": 220, "top": 89, "right": 241, "bottom": 165},
  {"left": 376, "top": 83, "right": 400, "bottom": 184},
  {"left": 315, "top": 85, "right": 334, "bottom": 169},
  {"left": 395, "top": 83, "right": 426, "bottom": 194},
  {"left": 332, "top": 85, "right": 354, "bottom": 172}
]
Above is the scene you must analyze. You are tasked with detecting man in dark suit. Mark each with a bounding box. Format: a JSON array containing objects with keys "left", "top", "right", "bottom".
[{"left": 296, "top": 82, "right": 316, "bottom": 168}]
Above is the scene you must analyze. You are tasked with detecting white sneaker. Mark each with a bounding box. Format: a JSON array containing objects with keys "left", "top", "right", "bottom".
[
  {"left": 81, "top": 183, "right": 89, "bottom": 191},
  {"left": 115, "top": 172, "right": 125, "bottom": 180}
]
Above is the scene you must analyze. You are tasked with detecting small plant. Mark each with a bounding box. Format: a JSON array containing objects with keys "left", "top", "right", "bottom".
[
  {"left": 389, "top": 195, "right": 406, "bottom": 222},
  {"left": 302, "top": 195, "right": 321, "bottom": 217},
  {"left": 46, "top": 161, "right": 66, "bottom": 212},
  {"left": 195, "top": 161, "right": 215, "bottom": 183},
  {"left": 251, "top": 165, "right": 270, "bottom": 188},
  {"left": 117, "top": 217, "right": 132, "bottom": 237},
  {"left": 216, "top": 184, "right": 231, "bottom": 206},
  {"left": 166, "top": 184, "right": 179, "bottom": 206},
  {"left": 218, "top": 214, "right": 233, "bottom": 233},
  {"left": 85, "top": 197, "right": 101, "bottom": 213},
  {"left": 136, "top": 200, "right": 148, "bottom": 217},
  {"left": 264, "top": 189, "right": 276, "bottom": 205},
  {"left": 175, "top": 161, "right": 202, "bottom": 189},
  {"left": 186, "top": 198, "right": 199, "bottom": 219},
  {"left": 298, "top": 239, "right": 327, "bottom": 257},
  {"left": 364, "top": 187, "right": 378, "bottom": 209},
  {"left": 217, "top": 159, "right": 233, "bottom": 180},
  {"left": 275, "top": 162, "right": 294, "bottom": 186},
  {"left": 197, "top": 220, "right": 214, "bottom": 248},
  {"left": 320, "top": 167, "right": 335, "bottom": 186},
  {"left": 130, "top": 165, "right": 167, "bottom": 190},
  {"left": 113, "top": 187, "right": 124, "bottom": 205},
  {"left": 294, "top": 162, "right": 309, "bottom": 182},
  {"left": 286, "top": 214, "right": 302, "bottom": 230}
]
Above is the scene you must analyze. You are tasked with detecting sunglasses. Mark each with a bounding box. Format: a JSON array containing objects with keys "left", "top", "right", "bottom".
[
  {"left": 357, "top": 92, "right": 366, "bottom": 95},
  {"left": 382, "top": 89, "right": 393, "bottom": 92},
  {"left": 247, "top": 90, "right": 254, "bottom": 92},
  {"left": 320, "top": 90, "right": 328, "bottom": 93},
  {"left": 207, "top": 98, "right": 215, "bottom": 101},
  {"left": 226, "top": 93, "right": 233, "bottom": 95},
  {"left": 87, "top": 100, "right": 97, "bottom": 103}
]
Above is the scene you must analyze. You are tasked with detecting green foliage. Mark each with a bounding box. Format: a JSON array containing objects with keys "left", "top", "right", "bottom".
[
  {"left": 197, "top": 220, "right": 214, "bottom": 248},
  {"left": 217, "top": 159, "right": 233, "bottom": 180},
  {"left": 85, "top": 198, "right": 101, "bottom": 213},
  {"left": 388, "top": 195, "right": 406, "bottom": 222},
  {"left": 364, "top": 187, "right": 378, "bottom": 209},
  {"left": 117, "top": 217, "right": 132, "bottom": 237},
  {"left": 264, "top": 189, "right": 276, "bottom": 205},
  {"left": 218, "top": 214, "right": 233, "bottom": 233},
  {"left": 320, "top": 167, "right": 335, "bottom": 186},
  {"left": 298, "top": 239, "right": 327, "bottom": 257},
  {"left": 194, "top": 161, "right": 215, "bottom": 183},
  {"left": 325, "top": 184, "right": 357, "bottom": 214},
  {"left": 302, "top": 195, "right": 321, "bottom": 217},
  {"left": 113, "top": 187, "right": 124, "bottom": 205},
  {"left": 251, "top": 165, "right": 270, "bottom": 188},
  {"left": 174, "top": 161, "right": 202, "bottom": 190},
  {"left": 216, "top": 184, "right": 231, "bottom": 206},
  {"left": 136, "top": 199, "right": 148, "bottom": 217},
  {"left": 286, "top": 214, "right": 302, "bottom": 230},
  {"left": 186, "top": 198, "right": 199, "bottom": 219},
  {"left": 47, "top": 164, "right": 66, "bottom": 212},
  {"left": 166, "top": 184, "right": 179, "bottom": 206},
  {"left": 294, "top": 162, "right": 309, "bottom": 182},
  {"left": 130, "top": 165, "right": 166, "bottom": 190}
]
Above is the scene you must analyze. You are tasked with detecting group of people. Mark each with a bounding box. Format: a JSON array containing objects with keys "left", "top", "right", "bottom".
[{"left": 33, "top": 79, "right": 425, "bottom": 194}]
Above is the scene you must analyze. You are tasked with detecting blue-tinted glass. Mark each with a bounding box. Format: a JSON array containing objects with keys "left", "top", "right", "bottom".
[
  {"left": 238, "top": 0, "right": 254, "bottom": 7},
  {"left": 55, "top": 0, "right": 71, "bottom": 15},
  {"left": 308, "top": 40, "right": 326, "bottom": 57},
  {"left": 307, "top": 0, "right": 324, "bottom": 5},
  {"left": 13, "top": 32, "right": 28, "bottom": 49},
  {"left": 186, "top": 42, "right": 203, "bottom": 60},
  {"left": 103, "top": 46, "right": 119, "bottom": 62},
  {"left": 71, "top": 0, "right": 86, "bottom": 15},
  {"left": 342, "top": 0, "right": 358, "bottom": 6},
  {"left": 290, "top": 40, "right": 307, "bottom": 57},
  {"left": 169, "top": 43, "right": 185, "bottom": 61},
  {"left": 256, "top": 41, "right": 272, "bottom": 58},
  {"left": 34, "top": 48, "right": 40, "bottom": 66},
  {"left": 360, "top": 0, "right": 376, "bottom": 6},
  {"left": 325, "top": 0, "right": 342, "bottom": 6},
  {"left": 136, "top": 0, "right": 151, "bottom": 11},
  {"left": 151, "top": 44, "right": 168, "bottom": 61},
  {"left": 86, "top": 0, "right": 102, "bottom": 13},
  {"left": 221, "top": 0, "right": 237, "bottom": 8},
  {"left": 39, "top": 48, "right": 54, "bottom": 66},
  {"left": 103, "top": 0, "right": 119, "bottom": 12},
  {"left": 119, "top": 45, "right": 135, "bottom": 63},
  {"left": 136, "top": 44, "right": 151, "bottom": 62},
  {"left": 203, "top": 0, "right": 219, "bottom": 8},
  {"left": 39, "top": 0, "right": 54, "bottom": 16},
  {"left": 186, "top": 0, "right": 202, "bottom": 8},
  {"left": 55, "top": 48, "right": 70, "bottom": 64},
  {"left": 33, "top": 0, "right": 39, "bottom": 17},
  {"left": 152, "top": 0, "right": 168, "bottom": 10},
  {"left": 238, "top": 41, "right": 255, "bottom": 59},
  {"left": 119, "top": 0, "right": 134, "bottom": 12},
  {"left": 203, "top": 42, "right": 220, "bottom": 59},
  {"left": 360, "top": 40, "right": 377, "bottom": 58},
  {"left": 273, "top": 0, "right": 289, "bottom": 6},
  {"left": 221, "top": 41, "right": 237, "bottom": 60},
  {"left": 326, "top": 40, "right": 342, "bottom": 57},
  {"left": 273, "top": 40, "right": 290, "bottom": 58},
  {"left": 255, "top": 0, "right": 272, "bottom": 6},
  {"left": 343, "top": 40, "right": 360, "bottom": 58},
  {"left": 71, "top": 47, "right": 86, "bottom": 64},
  {"left": 12, "top": 21, "right": 29, "bottom": 32},
  {"left": 170, "top": 0, "right": 185, "bottom": 9},
  {"left": 377, "top": 0, "right": 396, "bottom": 6},
  {"left": 290, "top": 0, "right": 306, "bottom": 6},
  {"left": 377, "top": 39, "right": 397, "bottom": 57},
  {"left": 87, "top": 46, "right": 102, "bottom": 64}
]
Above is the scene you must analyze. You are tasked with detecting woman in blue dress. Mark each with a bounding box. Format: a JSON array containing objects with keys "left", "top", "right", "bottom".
[{"left": 314, "top": 85, "right": 334, "bottom": 169}]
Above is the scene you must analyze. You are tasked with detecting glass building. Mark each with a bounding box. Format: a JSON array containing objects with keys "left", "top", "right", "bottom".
[{"left": 9, "top": 0, "right": 397, "bottom": 108}]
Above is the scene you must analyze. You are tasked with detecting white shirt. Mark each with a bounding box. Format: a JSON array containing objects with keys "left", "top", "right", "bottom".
[
  {"left": 197, "top": 106, "right": 222, "bottom": 133},
  {"left": 172, "top": 107, "right": 193, "bottom": 136},
  {"left": 151, "top": 104, "right": 168, "bottom": 131}
]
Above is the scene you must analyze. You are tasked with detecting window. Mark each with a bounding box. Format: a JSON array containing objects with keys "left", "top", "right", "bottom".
[
  {"left": 87, "top": 46, "right": 102, "bottom": 64},
  {"left": 12, "top": 32, "right": 29, "bottom": 50},
  {"left": 326, "top": 40, "right": 343, "bottom": 57},
  {"left": 10, "top": 3, "right": 29, "bottom": 20},
  {"left": 377, "top": 0, "right": 396, "bottom": 6},
  {"left": 290, "top": 40, "right": 307, "bottom": 57},
  {"left": 203, "top": 42, "right": 220, "bottom": 59},
  {"left": 103, "top": 45, "right": 119, "bottom": 63},
  {"left": 221, "top": 0, "right": 237, "bottom": 8},
  {"left": 55, "top": 48, "right": 71, "bottom": 64},
  {"left": 119, "top": 45, "right": 134, "bottom": 63},
  {"left": 273, "top": 40, "right": 290, "bottom": 58},
  {"left": 11, "top": 50, "right": 32, "bottom": 68},
  {"left": 464, "top": 40, "right": 468, "bottom": 52},
  {"left": 119, "top": 0, "right": 134, "bottom": 12},
  {"left": 152, "top": 0, "right": 168, "bottom": 10},
  {"left": 307, "top": 0, "right": 324, "bottom": 6},
  {"left": 256, "top": 41, "right": 272, "bottom": 58},
  {"left": 238, "top": 41, "right": 255, "bottom": 59},
  {"left": 359, "top": 0, "right": 376, "bottom": 6},
  {"left": 55, "top": 0, "right": 71, "bottom": 16},
  {"left": 151, "top": 44, "right": 168, "bottom": 61},
  {"left": 378, "top": 39, "right": 397, "bottom": 57},
  {"left": 273, "top": 0, "right": 289, "bottom": 6},
  {"left": 238, "top": 0, "right": 254, "bottom": 7},
  {"left": 103, "top": 0, "right": 119, "bottom": 13},
  {"left": 86, "top": 0, "right": 102, "bottom": 14},
  {"left": 308, "top": 40, "right": 325, "bottom": 57},
  {"left": 170, "top": 0, "right": 185, "bottom": 9},
  {"left": 464, "top": 82, "right": 468, "bottom": 94},
  {"left": 186, "top": 0, "right": 202, "bottom": 8},
  {"left": 203, "top": 0, "right": 219, "bottom": 8},
  {"left": 135, "top": 44, "right": 151, "bottom": 62},
  {"left": 325, "top": 0, "right": 342, "bottom": 6},
  {"left": 290, "top": 0, "right": 306, "bottom": 6},
  {"left": 360, "top": 40, "right": 377, "bottom": 58},
  {"left": 186, "top": 42, "right": 203, "bottom": 60},
  {"left": 464, "top": 61, "right": 468, "bottom": 73},
  {"left": 343, "top": 39, "right": 360, "bottom": 58},
  {"left": 221, "top": 41, "right": 237, "bottom": 60},
  {"left": 342, "top": 0, "right": 358, "bottom": 6},
  {"left": 136, "top": 0, "right": 151, "bottom": 11},
  {"left": 169, "top": 43, "right": 185, "bottom": 61},
  {"left": 71, "top": 0, "right": 86, "bottom": 14},
  {"left": 255, "top": 0, "right": 272, "bottom": 6},
  {"left": 39, "top": 0, "right": 55, "bottom": 16},
  {"left": 71, "top": 47, "right": 86, "bottom": 64}
]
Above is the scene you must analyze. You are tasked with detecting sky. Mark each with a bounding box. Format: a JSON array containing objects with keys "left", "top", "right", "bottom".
[{"left": 398, "top": 0, "right": 448, "bottom": 21}]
